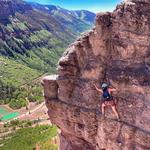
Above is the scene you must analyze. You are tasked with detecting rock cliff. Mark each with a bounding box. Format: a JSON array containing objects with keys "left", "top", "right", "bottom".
[{"left": 42, "top": 0, "right": 150, "bottom": 149}]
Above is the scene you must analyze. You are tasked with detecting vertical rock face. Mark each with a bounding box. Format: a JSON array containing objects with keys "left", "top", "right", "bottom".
[{"left": 42, "top": 0, "right": 150, "bottom": 150}]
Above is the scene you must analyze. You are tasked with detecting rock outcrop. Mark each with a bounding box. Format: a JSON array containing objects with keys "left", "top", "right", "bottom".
[{"left": 42, "top": 0, "right": 150, "bottom": 149}]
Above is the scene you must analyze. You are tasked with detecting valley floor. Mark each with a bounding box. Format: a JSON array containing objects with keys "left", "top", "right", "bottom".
[{"left": 0, "top": 102, "right": 50, "bottom": 126}]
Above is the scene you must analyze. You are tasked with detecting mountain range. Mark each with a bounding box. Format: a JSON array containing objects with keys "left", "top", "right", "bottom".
[
  {"left": 0, "top": 0, "right": 95, "bottom": 108},
  {"left": 0, "top": 0, "right": 95, "bottom": 72}
]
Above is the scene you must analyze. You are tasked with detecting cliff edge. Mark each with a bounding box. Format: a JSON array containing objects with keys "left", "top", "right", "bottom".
[{"left": 42, "top": 0, "right": 150, "bottom": 149}]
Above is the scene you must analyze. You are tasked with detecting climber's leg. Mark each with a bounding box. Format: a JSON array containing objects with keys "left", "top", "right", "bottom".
[
  {"left": 111, "top": 105, "right": 119, "bottom": 120},
  {"left": 101, "top": 103, "right": 105, "bottom": 116}
]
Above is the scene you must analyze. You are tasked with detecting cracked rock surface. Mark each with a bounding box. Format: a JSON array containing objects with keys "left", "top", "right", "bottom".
[{"left": 42, "top": 0, "right": 150, "bottom": 149}]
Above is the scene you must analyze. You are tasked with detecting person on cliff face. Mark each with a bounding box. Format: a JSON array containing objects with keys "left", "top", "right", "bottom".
[{"left": 94, "top": 83, "right": 120, "bottom": 120}]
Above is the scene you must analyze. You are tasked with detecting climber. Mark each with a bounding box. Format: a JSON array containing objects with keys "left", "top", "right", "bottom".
[{"left": 93, "top": 83, "right": 120, "bottom": 120}]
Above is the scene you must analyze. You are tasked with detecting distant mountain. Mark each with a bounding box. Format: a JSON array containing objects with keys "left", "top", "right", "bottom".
[
  {"left": 29, "top": 3, "right": 96, "bottom": 24},
  {"left": 29, "top": 2, "right": 96, "bottom": 33},
  {"left": 73, "top": 10, "right": 96, "bottom": 25},
  {"left": 0, "top": 0, "right": 96, "bottom": 72}
]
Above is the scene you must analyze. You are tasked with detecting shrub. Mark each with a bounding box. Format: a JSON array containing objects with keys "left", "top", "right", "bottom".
[
  {"left": 10, "top": 120, "right": 20, "bottom": 126},
  {"left": 28, "top": 95, "right": 36, "bottom": 102},
  {"left": 9, "top": 98, "right": 27, "bottom": 109}
]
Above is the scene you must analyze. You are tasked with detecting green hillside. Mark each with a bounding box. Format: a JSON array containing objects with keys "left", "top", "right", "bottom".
[
  {"left": 0, "top": 56, "right": 44, "bottom": 109},
  {"left": 0, "top": 0, "right": 95, "bottom": 109},
  {"left": 0, "top": 125, "right": 58, "bottom": 150},
  {"left": 0, "top": 15, "right": 70, "bottom": 72},
  {"left": 0, "top": 56, "right": 41, "bottom": 86}
]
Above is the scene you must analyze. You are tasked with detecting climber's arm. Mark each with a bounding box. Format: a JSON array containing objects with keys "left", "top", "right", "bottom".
[
  {"left": 109, "top": 88, "right": 117, "bottom": 92},
  {"left": 93, "top": 84, "right": 103, "bottom": 93}
]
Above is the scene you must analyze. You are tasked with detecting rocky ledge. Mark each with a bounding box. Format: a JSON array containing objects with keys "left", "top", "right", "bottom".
[{"left": 42, "top": 0, "right": 150, "bottom": 149}]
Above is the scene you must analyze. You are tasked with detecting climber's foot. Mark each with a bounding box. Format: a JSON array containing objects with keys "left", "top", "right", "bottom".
[
  {"left": 117, "top": 117, "right": 121, "bottom": 122},
  {"left": 117, "top": 116, "right": 121, "bottom": 122},
  {"left": 96, "top": 108, "right": 101, "bottom": 116}
]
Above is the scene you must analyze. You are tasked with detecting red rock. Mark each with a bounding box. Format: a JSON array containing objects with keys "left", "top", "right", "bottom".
[{"left": 42, "top": 0, "right": 150, "bottom": 149}]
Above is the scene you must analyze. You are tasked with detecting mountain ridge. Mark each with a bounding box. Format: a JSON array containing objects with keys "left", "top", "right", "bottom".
[
  {"left": 0, "top": 0, "right": 95, "bottom": 71},
  {"left": 29, "top": 2, "right": 95, "bottom": 25}
]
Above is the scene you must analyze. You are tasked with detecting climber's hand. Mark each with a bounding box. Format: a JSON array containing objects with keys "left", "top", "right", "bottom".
[
  {"left": 109, "top": 88, "right": 117, "bottom": 92},
  {"left": 93, "top": 83, "right": 97, "bottom": 88}
]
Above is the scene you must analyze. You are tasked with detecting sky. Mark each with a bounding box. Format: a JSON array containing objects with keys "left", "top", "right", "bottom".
[{"left": 25, "top": 0, "right": 122, "bottom": 13}]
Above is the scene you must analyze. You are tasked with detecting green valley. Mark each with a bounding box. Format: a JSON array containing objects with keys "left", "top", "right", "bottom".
[
  {"left": 0, "top": 125, "right": 58, "bottom": 150},
  {"left": 0, "top": 0, "right": 95, "bottom": 112}
]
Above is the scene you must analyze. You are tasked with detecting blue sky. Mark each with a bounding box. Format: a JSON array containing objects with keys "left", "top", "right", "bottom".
[{"left": 25, "top": 0, "right": 122, "bottom": 13}]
